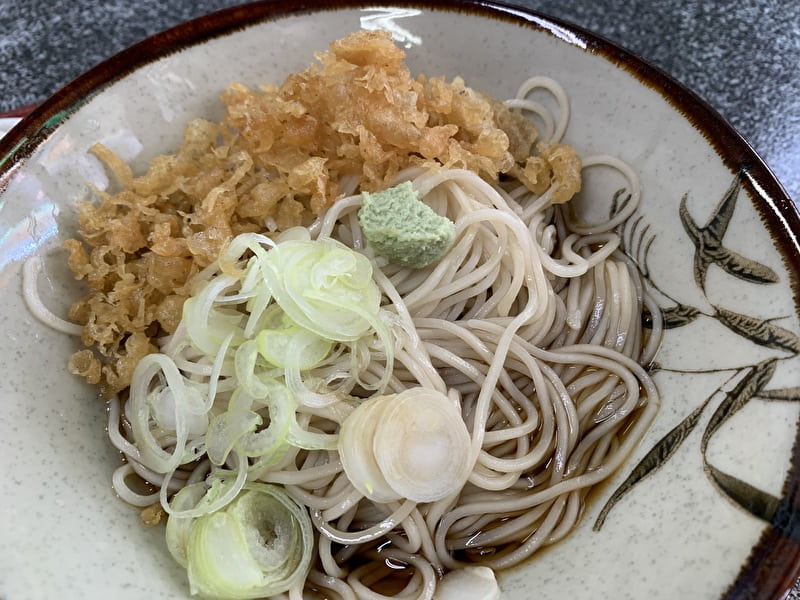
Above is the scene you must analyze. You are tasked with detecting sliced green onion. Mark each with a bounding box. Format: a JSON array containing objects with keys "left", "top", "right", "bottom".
[
  {"left": 206, "top": 410, "right": 262, "bottom": 466},
  {"left": 234, "top": 340, "right": 275, "bottom": 399},
  {"left": 182, "top": 273, "right": 246, "bottom": 356},
  {"left": 165, "top": 482, "right": 210, "bottom": 568},
  {"left": 130, "top": 353, "right": 200, "bottom": 473},
  {"left": 183, "top": 483, "right": 313, "bottom": 599},
  {"left": 162, "top": 452, "right": 249, "bottom": 520},
  {"left": 339, "top": 388, "right": 473, "bottom": 503},
  {"left": 235, "top": 384, "right": 293, "bottom": 462},
  {"left": 260, "top": 238, "right": 381, "bottom": 342},
  {"left": 337, "top": 396, "right": 400, "bottom": 503},
  {"left": 255, "top": 305, "right": 332, "bottom": 371},
  {"left": 124, "top": 231, "right": 406, "bottom": 598}
]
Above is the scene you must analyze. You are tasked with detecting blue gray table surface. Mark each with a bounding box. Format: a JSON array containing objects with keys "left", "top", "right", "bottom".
[
  {"left": 2, "top": 0, "right": 798, "bottom": 204},
  {"left": 1, "top": 0, "right": 799, "bottom": 597}
]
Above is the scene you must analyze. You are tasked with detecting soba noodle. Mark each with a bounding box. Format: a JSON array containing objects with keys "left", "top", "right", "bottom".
[{"left": 24, "top": 66, "right": 661, "bottom": 599}]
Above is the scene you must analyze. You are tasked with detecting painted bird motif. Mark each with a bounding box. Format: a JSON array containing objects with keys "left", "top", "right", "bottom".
[{"left": 679, "top": 172, "right": 779, "bottom": 291}]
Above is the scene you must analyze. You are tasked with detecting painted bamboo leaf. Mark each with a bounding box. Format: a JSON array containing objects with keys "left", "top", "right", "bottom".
[
  {"left": 678, "top": 194, "right": 711, "bottom": 291},
  {"left": 703, "top": 172, "right": 741, "bottom": 240},
  {"left": 623, "top": 214, "right": 654, "bottom": 266},
  {"left": 638, "top": 232, "right": 656, "bottom": 276},
  {"left": 662, "top": 304, "right": 702, "bottom": 329},
  {"left": 609, "top": 188, "right": 630, "bottom": 220},
  {"left": 679, "top": 174, "right": 778, "bottom": 291},
  {"left": 633, "top": 222, "right": 653, "bottom": 261},
  {"left": 700, "top": 359, "right": 778, "bottom": 523},
  {"left": 701, "top": 359, "right": 777, "bottom": 453},
  {"left": 704, "top": 462, "right": 780, "bottom": 522},
  {"left": 712, "top": 248, "right": 779, "bottom": 286},
  {"left": 756, "top": 387, "right": 800, "bottom": 401},
  {"left": 626, "top": 224, "right": 656, "bottom": 278},
  {"left": 700, "top": 174, "right": 777, "bottom": 286},
  {"left": 712, "top": 306, "right": 800, "bottom": 354},
  {"left": 641, "top": 304, "right": 702, "bottom": 330},
  {"left": 595, "top": 361, "right": 778, "bottom": 531},
  {"left": 593, "top": 396, "right": 711, "bottom": 531},
  {"left": 612, "top": 188, "right": 656, "bottom": 275}
]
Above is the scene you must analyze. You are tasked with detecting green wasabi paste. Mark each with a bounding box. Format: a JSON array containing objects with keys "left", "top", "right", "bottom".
[{"left": 358, "top": 181, "right": 456, "bottom": 268}]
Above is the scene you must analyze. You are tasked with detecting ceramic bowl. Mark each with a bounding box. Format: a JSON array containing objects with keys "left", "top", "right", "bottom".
[{"left": 1, "top": 2, "right": 798, "bottom": 599}]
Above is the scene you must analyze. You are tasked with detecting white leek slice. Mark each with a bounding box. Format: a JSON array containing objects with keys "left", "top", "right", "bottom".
[
  {"left": 242, "top": 280, "right": 272, "bottom": 338},
  {"left": 286, "top": 419, "right": 340, "bottom": 451},
  {"left": 182, "top": 273, "right": 246, "bottom": 356},
  {"left": 260, "top": 238, "right": 381, "bottom": 342},
  {"left": 165, "top": 476, "right": 248, "bottom": 563},
  {"left": 338, "top": 396, "right": 401, "bottom": 503},
  {"left": 206, "top": 410, "right": 261, "bottom": 466},
  {"left": 434, "top": 566, "right": 501, "bottom": 600},
  {"left": 163, "top": 462, "right": 248, "bottom": 521},
  {"left": 339, "top": 388, "right": 472, "bottom": 503},
  {"left": 284, "top": 365, "right": 342, "bottom": 409},
  {"left": 237, "top": 385, "right": 293, "bottom": 460},
  {"left": 234, "top": 340, "right": 279, "bottom": 400},
  {"left": 189, "top": 511, "right": 265, "bottom": 596},
  {"left": 255, "top": 305, "right": 332, "bottom": 370},
  {"left": 254, "top": 378, "right": 339, "bottom": 452},
  {"left": 218, "top": 233, "right": 275, "bottom": 277},
  {"left": 184, "top": 483, "right": 313, "bottom": 600},
  {"left": 130, "top": 353, "right": 199, "bottom": 473},
  {"left": 149, "top": 385, "right": 208, "bottom": 436},
  {"left": 275, "top": 225, "right": 312, "bottom": 243},
  {"left": 374, "top": 388, "right": 472, "bottom": 502},
  {"left": 165, "top": 482, "right": 210, "bottom": 568}
]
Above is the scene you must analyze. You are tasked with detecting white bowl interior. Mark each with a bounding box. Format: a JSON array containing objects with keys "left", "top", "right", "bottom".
[{"left": 1, "top": 5, "right": 798, "bottom": 599}]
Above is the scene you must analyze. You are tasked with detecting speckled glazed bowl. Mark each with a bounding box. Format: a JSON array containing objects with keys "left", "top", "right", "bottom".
[{"left": 1, "top": 2, "right": 799, "bottom": 599}]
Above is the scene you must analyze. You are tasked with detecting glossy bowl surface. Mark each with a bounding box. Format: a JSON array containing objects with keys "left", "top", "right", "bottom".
[{"left": 1, "top": 2, "right": 798, "bottom": 599}]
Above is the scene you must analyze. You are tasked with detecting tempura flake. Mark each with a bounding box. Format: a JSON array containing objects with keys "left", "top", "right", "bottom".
[{"left": 64, "top": 30, "right": 581, "bottom": 397}]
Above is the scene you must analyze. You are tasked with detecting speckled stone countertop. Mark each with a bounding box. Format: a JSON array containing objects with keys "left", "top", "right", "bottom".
[
  {"left": 2, "top": 0, "right": 798, "bottom": 204},
  {"left": 1, "top": 0, "right": 798, "bottom": 597}
]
